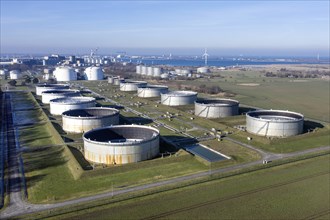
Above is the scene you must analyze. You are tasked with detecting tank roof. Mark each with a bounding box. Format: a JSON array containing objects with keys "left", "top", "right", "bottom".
[
  {"left": 62, "top": 107, "right": 119, "bottom": 118},
  {"left": 165, "top": 90, "right": 197, "bottom": 96},
  {"left": 50, "top": 96, "right": 95, "bottom": 104},
  {"left": 41, "top": 89, "right": 79, "bottom": 94},
  {"left": 195, "top": 98, "right": 239, "bottom": 106},
  {"left": 36, "top": 83, "right": 69, "bottom": 88},
  {"left": 247, "top": 110, "right": 304, "bottom": 121},
  {"left": 83, "top": 125, "right": 159, "bottom": 145}
]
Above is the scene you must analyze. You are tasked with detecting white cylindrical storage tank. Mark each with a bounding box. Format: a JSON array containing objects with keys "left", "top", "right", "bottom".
[
  {"left": 119, "top": 81, "right": 147, "bottom": 92},
  {"left": 108, "top": 76, "right": 118, "bottom": 84},
  {"left": 175, "top": 69, "right": 182, "bottom": 74},
  {"left": 50, "top": 97, "right": 95, "bottom": 115},
  {"left": 246, "top": 110, "right": 304, "bottom": 137},
  {"left": 53, "top": 66, "right": 77, "bottom": 81},
  {"left": 41, "top": 89, "right": 80, "bottom": 104},
  {"left": 114, "top": 78, "right": 125, "bottom": 86},
  {"left": 35, "top": 84, "right": 69, "bottom": 96},
  {"left": 141, "top": 66, "right": 147, "bottom": 75},
  {"left": 153, "top": 67, "right": 163, "bottom": 77},
  {"left": 0, "top": 70, "right": 8, "bottom": 76},
  {"left": 161, "top": 91, "right": 197, "bottom": 106},
  {"left": 181, "top": 69, "right": 192, "bottom": 75},
  {"left": 147, "top": 67, "right": 153, "bottom": 76},
  {"left": 137, "top": 85, "right": 168, "bottom": 98},
  {"left": 84, "top": 67, "right": 104, "bottom": 80},
  {"left": 136, "top": 65, "right": 142, "bottom": 74},
  {"left": 160, "top": 73, "right": 169, "bottom": 79},
  {"left": 195, "top": 99, "right": 239, "bottom": 118},
  {"left": 9, "top": 70, "right": 21, "bottom": 79},
  {"left": 197, "top": 67, "right": 210, "bottom": 74},
  {"left": 83, "top": 125, "right": 160, "bottom": 165},
  {"left": 62, "top": 107, "right": 120, "bottom": 133}
]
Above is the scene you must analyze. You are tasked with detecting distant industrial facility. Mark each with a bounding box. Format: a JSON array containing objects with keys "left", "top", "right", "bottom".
[
  {"left": 161, "top": 91, "right": 197, "bottom": 106},
  {"left": 49, "top": 97, "right": 95, "bottom": 115},
  {"left": 246, "top": 110, "right": 304, "bottom": 137},
  {"left": 62, "top": 107, "right": 119, "bottom": 133},
  {"left": 195, "top": 99, "right": 239, "bottom": 118},
  {"left": 83, "top": 125, "right": 160, "bottom": 165}
]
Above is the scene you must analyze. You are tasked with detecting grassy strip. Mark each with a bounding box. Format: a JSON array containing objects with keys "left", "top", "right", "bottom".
[
  {"left": 28, "top": 92, "right": 84, "bottom": 180},
  {"left": 18, "top": 151, "right": 330, "bottom": 220}
]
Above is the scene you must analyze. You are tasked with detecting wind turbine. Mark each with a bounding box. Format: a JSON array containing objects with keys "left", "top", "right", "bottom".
[{"left": 202, "top": 48, "right": 209, "bottom": 66}]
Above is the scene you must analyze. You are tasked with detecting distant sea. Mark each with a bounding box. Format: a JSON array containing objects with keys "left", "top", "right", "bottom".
[{"left": 125, "top": 58, "right": 328, "bottom": 67}]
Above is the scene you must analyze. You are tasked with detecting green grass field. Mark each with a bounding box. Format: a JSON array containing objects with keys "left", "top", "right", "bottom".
[{"left": 43, "top": 154, "right": 330, "bottom": 220}]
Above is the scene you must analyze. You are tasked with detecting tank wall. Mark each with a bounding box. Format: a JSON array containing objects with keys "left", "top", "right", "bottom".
[
  {"left": 120, "top": 82, "right": 147, "bottom": 91},
  {"left": 195, "top": 104, "right": 239, "bottom": 118},
  {"left": 141, "top": 66, "right": 147, "bottom": 75},
  {"left": 84, "top": 67, "right": 104, "bottom": 80},
  {"left": 161, "top": 94, "right": 197, "bottom": 106},
  {"left": 63, "top": 115, "right": 119, "bottom": 133},
  {"left": 246, "top": 116, "right": 304, "bottom": 137},
  {"left": 136, "top": 65, "right": 142, "bottom": 74},
  {"left": 114, "top": 78, "right": 124, "bottom": 85},
  {"left": 50, "top": 101, "right": 95, "bottom": 115},
  {"left": 83, "top": 137, "right": 159, "bottom": 164},
  {"left": 137, "top": 87, "right": 168, "bottom": 98}
]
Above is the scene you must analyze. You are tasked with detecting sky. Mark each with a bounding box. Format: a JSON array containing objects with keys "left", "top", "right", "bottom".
[{"left": 0, "top": 0, "right": 329, "bottom": 56}]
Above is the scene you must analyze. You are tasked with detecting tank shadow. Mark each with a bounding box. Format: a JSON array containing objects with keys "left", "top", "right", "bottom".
[{"left": 303, "top": 120, "right": 324, "bottom": 133}]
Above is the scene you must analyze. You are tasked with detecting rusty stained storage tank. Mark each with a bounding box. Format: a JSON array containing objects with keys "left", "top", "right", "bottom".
[
  {"left": 62, "top": 107, "right": 120, "bottom": 133},
  {"left": 83, "top": 125, "right": 160, "bottom": 165}
]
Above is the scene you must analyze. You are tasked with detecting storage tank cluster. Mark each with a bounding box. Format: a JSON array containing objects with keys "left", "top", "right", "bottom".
[
  {"left": 114, "top": 78, "right": 125, "bottom": 86},
  {"left": 84, "top": 67, "right": 104, "bottom": 80},
  {"left": 62, "top": 107, "right": 119, "bottom": 133},
  {"left": 9, "top": 70, "right": 21, "bottom": 79},
  {"left": 246, "top": 110, "right": 304, "bottom": 137},
  {"left": 197, "top": 67, "right": 210, "bottom": 74},
  {"left": 35, "top": 84, "right": 70, "bottom": 96},
  {"left": 195, "top": 99, "right": 239, "bottom": 118},
  {"left": 53, "top": 66, "right": 77, "bottom": 81},
  {"left": 119, "top": 81, "right": 147, "bottom": 92},
  {"left": 50, "top": 97, "right": 96, "bottom": 115},
  {"left": 161, "top": 91, "right": 197, "bottom": 106},
  {"left": 175, "top": 69, "right": 192, "bottom": 76},
  {"left": 83, "top": 125, "right": 160, "bottom": 165},
  {"left": 41, "top": 89, "right": 81, "bottom": 104},
  {"left": 137, "top": 85, "right": 169, "bottom": 98},
  {"left": 136, "top": 65, "right": 163, "bottom": 77}
]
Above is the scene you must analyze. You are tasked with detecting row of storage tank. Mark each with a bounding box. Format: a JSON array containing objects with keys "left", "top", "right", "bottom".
[
  {"left": 35, "top": 83, "right": 160, "bottom": 165},
  {"left": 135, "top": 65, "right": 210, "bottom": 78},
  {"left": 108, "top": 77, "right": 304, "bottom": 137},
  {"left": 1, "top": 66, "right": 104, "bottom": 81}
]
